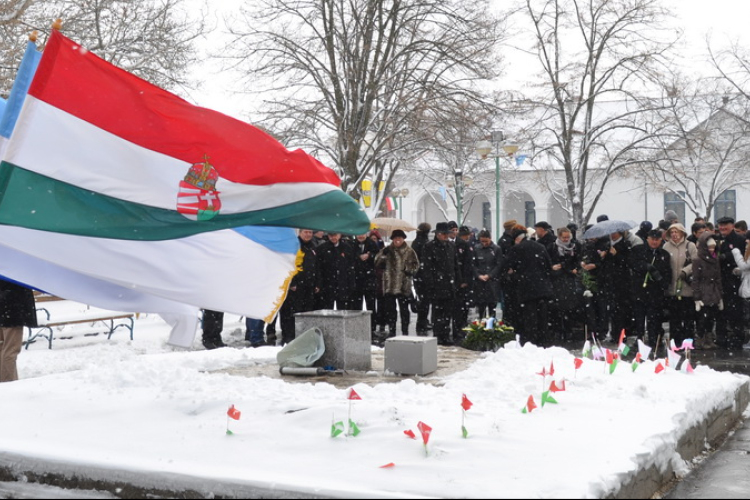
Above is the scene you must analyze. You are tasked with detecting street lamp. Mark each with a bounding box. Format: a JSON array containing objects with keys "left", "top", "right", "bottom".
[
  {"left": 475, "top": 131, "right": 519, "bottom": 239},
  {"left": 391, "top": 188, "right": 409, "bottom": 219},
  {"left": 454, "top": 170, "right": 463, "bottom": 224}
]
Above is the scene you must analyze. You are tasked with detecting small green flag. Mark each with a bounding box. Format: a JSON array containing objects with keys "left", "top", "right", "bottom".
[
  {"left": 226, "top": 429, "right": 234, "bottom": 436},
  {"left": 631, "top": 361, "right": 639, "bottom": 372},
  {"left": 541, "top": 390, "right": 558, "bottom": 407},
  {"left": 348, "top": 419, "right": 361, "bottom": 437},
  {"left": 620, "top": 344, "right": 630, "bottom": 357},
  {"left": 609, "top": 358, "right": 618, "bottom": 374},
  {"left": 331, "top": 421, "right": 344, "bottom": 438},
  {"left": 461, "top": 425, "right": 468, "bottom": 439}
]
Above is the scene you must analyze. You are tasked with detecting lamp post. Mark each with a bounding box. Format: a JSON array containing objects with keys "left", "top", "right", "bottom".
[
  {"left": 454, "top": 170, "right": 463, "bottom": 225},
  {"left": 475, "top": 131, "right": 519, "bottom": 239},
  {"left": 391, "top": 188, "right": 409, "bottom": 219}
]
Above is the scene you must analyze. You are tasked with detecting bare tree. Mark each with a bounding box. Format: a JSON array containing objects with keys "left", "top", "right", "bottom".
[
  {"left": 642, "top": 83, "right": 750, "bottom": 221},
  {"left": 224, "top": 0, "right": 504, "bottom": 214},
  {"left": 0, "top": 0, "right": 207, "bottom": 96},
  {"left": 0, "top": 0, "right": 34, "bottom": 24},
  {"left": 503, "top": 0, "right": 680, "bottom": 227}
]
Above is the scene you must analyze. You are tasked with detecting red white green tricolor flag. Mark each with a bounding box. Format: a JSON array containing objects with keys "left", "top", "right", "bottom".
[
  {"left": 0, "top": 31, "right": 369, "bottom": 239},
  {"left": 0, "top": 31, "right": 369, "bottom": 332}
]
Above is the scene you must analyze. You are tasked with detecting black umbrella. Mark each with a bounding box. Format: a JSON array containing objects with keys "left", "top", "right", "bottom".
[{"left": 581, "top": 219, "right": 637, "bottom": 240}]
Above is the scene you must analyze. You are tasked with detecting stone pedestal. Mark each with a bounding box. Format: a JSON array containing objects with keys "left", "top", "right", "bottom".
[
  {"left": 294, "top": 310, "right": 372, "bottom": 371},
  {"left": 384, "top": 335, "right": 438, "bottom": 375}
]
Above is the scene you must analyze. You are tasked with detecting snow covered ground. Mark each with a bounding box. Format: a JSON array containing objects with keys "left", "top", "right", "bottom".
[{"left": 1, "top": 307, "right": 748, "bottom": 499}]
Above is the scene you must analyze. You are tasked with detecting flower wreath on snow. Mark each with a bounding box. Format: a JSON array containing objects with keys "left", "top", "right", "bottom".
[{"left": 462, "top": 318, "right": 515, "bottom": 352}]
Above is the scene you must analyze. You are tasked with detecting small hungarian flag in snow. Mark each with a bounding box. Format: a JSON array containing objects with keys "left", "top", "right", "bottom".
[
  {"left": 461, "top": 394, "right": 473, "bottom": 412},
  {"left": 0, "top": 31, "right": 369, "bottom": 239},
  {"left": 631, "top": 352, "right": 643, "bottom": 372},
  {"left": 331, "top": 420, "right": 345, "bottom": 438},
  {"left": 549, "top": 361, "right": 555, "bottom": 377},
  {"left": 404, "top": 429, "right": 416, "bottom": 440},
  {"left": 347, "top": 388, "right": 362, "bottom": 400},
  {"left": 582, "top": 340, "right": 592, "bottom": 358},
  {"left": 227, "top": 405, "right": 241, "bottom": 420},
  {"left": 574, "top": 358, "right": 583, "bottom": 370},
  {"left": 521, "top": 395, "right": 537, "bottom": 414},
  {"left": 605, "top": 349, "right": 614, "bottom": 365},
  {"left": 669, "top": 339, "right": 679, "bottom": 352},
  {"left": 678, "top": 339, "right": 694, "bottom": 351},
  {"left": 667, "top": 349, "right": 682, "bottom": 370},
  {"left": 681, "top": 359, "right": 694, "bottom": 374},
  {"left": 637, "top": 339, "right": 652, "bottom": 361},
  {"left": 549, "top": 380, "right": 566, "bottom": 393},
  {"left": 655, "top": 362, "right": 665, "bottom": 374},
  {"left": 541, "top": 391, "right": 558, "bottom": 407},
  {"left": 617, "top": 330, "right": 630, "bottom": 356},
  {"left": 348, "top": 419, "right": 361, "bottom": 437},
  {"left": 536, "top": 366, "right": 548, "bottom": 377},
  {"left": 609, "top": 357, "right": 618, "bottom": 374},
  {"left": 417, "top": 421, "right": 432, "bottom": 454}
]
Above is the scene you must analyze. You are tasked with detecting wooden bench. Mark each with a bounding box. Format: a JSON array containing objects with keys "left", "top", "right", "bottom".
[{"left": 25, "top": 293, "right": 135, "bottom": 349}]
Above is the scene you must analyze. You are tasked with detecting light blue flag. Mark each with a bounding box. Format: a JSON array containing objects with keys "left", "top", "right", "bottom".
[
  {"left": 0, "top": 98, "right": 6, "bottom": 119},
  {"left": 0, "top": 40, "right": 42, "bottom": 140},
  {"left": 515, "top": 154, "right": 527, "bottom": 167}
]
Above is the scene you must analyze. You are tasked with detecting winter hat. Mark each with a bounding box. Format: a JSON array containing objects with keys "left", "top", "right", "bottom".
[
  {"left": 447, "top": 220, "right": 459, "bottom": 230},
  {"left": 664, "top": 210, "right": 679, "bottom": 222},
  {"left": 639, "top": 220, "right": 653, "bottom": 232},
  {"left": 668, "top": 223, "right": 687, "bottom": 237},
  {"left": 458, "top": 226, "right": 472, "bottom": 236},
  {"left": 596, "top": 214, "right": 609, "bottom": 223},
  {"left": 503, "top": 219, "right": 518, "bottom": 230},
  {"left": 417, "top": 222, "right": 431, "bottom": 233},
  {"left": 435, "top": 222, "right": 452, "bottom": 234},
  {"left": 390, "top": 229, "right": 407, "bottom": 239},
  {"left": 534, "top": 221, "right": 552, "bottom": 231},
  {"left": 717, "top": 216, "right": 735, "bottom": 225},
  {"left": 646, "top": 229, "right": 663, "bottom": 239},
  {"left": 510, "top": 225, "right": 527, "bottom": 241}
]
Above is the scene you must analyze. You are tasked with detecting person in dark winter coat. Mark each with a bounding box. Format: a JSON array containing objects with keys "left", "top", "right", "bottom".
[
  {"left": 534, "top": 221, "right": 556, "bottom": 248},
  {"left": 692, "top": 231, "right": 723, "bottom": 347},
  {"left": 0, "top": 280, "right": 37, "bottom": 382},
  {"left": 279, "top": 229, "right": 319, "bottom": 345},
  {"left": 546, "top": 226, "right": 583, "bottom": 342},
  {"left": 452, "top": 226, "right": 475, "bottom": 344},
  {"left": 473, "top": 230, "right": 503, "bottom": 320},
  {"left": 420, "top": 222, "right": 459, "bottom": 345},
  {"left": 499, "top": 226, "right": 554, "bottom": 347},
  {"left": 375, "top": 230, "right": 420, "bottom": 340},
  {"left": 315, "top": 232, "right": 357, "bottom": 310},
  {"left": 629, "top": 230, "right": 673, "bottom": 349},
  {"left": 597, "top": 230, "right": 635, "bottom": 340},
  {"left": 411, "top": 222, "right": 432, "bottom": 335},
  {"left": 580, "top": 235, "right": 608, "bottom": 340},
  {"left": 351, "top": 232, "right": 380, "bottom": 335},
  {"left": 201, "top": 309, "right": 226, "bottom": 350},
  {"left": 715, "top": 217, "right": 747, "bottom": 350}
]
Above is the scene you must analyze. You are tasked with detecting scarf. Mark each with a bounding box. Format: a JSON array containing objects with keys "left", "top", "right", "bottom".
[{"left": 555, "top": 238, "right": 575, "bottom": 257}]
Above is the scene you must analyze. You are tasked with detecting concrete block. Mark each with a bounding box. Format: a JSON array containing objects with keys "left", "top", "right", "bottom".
[
  {"left": 384, "top": 335, "right": 437, "bottom": 376},
  {"left": 294, "top": 310, "right": 371, "bottom": 371}
]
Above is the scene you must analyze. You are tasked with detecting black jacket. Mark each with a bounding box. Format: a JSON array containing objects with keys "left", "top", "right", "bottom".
[
  {"left": 629, "top": 244, "right": 673, "bottom": 298},
  {"left": 0, "top": 280, "right": 37, "bottom": 328},
  {"left": 499, "top": 238, "right": 554, "bottom": 303},
  {"left": 473, "top": 242, "right": 503, "bottom": 304},
  {"left": 420, "top": 237, "right": 458, "bottom": 300}
]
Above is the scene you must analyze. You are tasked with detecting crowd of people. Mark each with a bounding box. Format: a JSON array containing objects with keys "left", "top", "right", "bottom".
[{"left": 201, "top": 210, "right": 750, "bottom": 354}]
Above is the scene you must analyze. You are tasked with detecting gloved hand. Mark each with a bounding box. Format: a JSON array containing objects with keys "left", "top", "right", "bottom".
[
  {"left": 583, "top": 290, "right": 594, "bottom": 298},
  {"left": 733, "top": 267, "right": 742, "bottom": 276},
  {"left": 650, "top": 270, "right": 662, "bottom": 282},
  {"left": 382, "top": 247, "right": 390, "bottom": 256},
  {"left": 646, "top": 263, "right": 657, "bottom": 273},
  {"left": 695, "top": 300, "right": 704, "bottom": 312},
  {"left": 719, "top": 299, "right": 724, "bottom": 311}
]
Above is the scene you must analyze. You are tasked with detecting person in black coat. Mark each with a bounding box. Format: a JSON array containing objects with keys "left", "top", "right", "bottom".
[
  {"left": 411, "top": 222, "right": 432, "bottom": 335},
  {"left": 629, "top": 230, "right": 673, "bottom": 350},
  {"left": 279, "top": 229, "right": 320, "bottom": 345},
  {"left": 473, "top": 230, "right": 503, "bottom": 320},
  {"left": 0, "top": 279, "right": 37, "bottom": 382},
  {"left": 315, "top": 232, "right": 357, "bottom": 311},
  {"left": 351, "top": 232, "right": 380, "bottom": 335},
  {"left": 546, "top": 226, "right": 583, "bottom": 342},
  {"left": 452, "top": 226, "right": 475, "bottom": 344},
  {"left": 597, "top": 230, "right": 635, "bottom": 340},
  {"left": 499, "top": 226, "right": 554, "bottom": 347},
  {"left": 534, "top": 221, "right": 556, "bottom": 248},
  {"left": 421, "top": 222, "right": 459, "bottom": 345},
  {"left": 715, "top": 216, "right": 747, "bottom": 350}
]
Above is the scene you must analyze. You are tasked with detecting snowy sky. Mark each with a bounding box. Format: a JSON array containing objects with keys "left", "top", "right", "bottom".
[{"left": 2, "top": 305, "right": 748, "bottom": 498}]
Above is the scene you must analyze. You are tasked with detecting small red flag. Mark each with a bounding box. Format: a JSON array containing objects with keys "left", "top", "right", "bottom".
[
  {"left": 380, "top": 462, "right": 395, "bottom": 468},
  {"left": 549, "top": 380, "right": 566, "bottom": 392},
  {"left": 635, "top": 352, "right": 642, "bottom": 363},
  {"left": 574, "top": 358, "right": 583, "bottom": 370},
  {"left": 347, "top": 388, "right": 362, "bottom": 400},
  {"left": 461, "top": 394, "right": 473, "bottom": 411},
  {"left": 655, "top": 362, "right": 664, "bottom": 374},
  {"left": 404, "top": 429, "right": 416, "bottom": 439},
  {"left": 522, "top": 395, "right": 537, "bottom": 413},
  {"left": 605, "top": 349, "right": 614, "bottom": 364},
  {"left": 417, "top": 421, "right": 432, "bottom": 445},
  {"left": 227, "top": 404, "right": 241, "bottom": 420},
  {"left": 536, "top": 367, "right": 548, "bottom": 377},
  {"left": 549, "top": 361, "right": 555, "bottom": 377}
]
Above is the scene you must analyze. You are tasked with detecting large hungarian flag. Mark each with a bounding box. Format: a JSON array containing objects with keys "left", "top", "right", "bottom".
[{"left": 0, "top": 30, "right": 369, "bottom": 239}]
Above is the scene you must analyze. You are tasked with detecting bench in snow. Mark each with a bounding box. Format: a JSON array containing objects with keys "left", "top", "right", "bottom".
[{"left": 25, "top": 294, "right": 135, "bottom": 349}]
